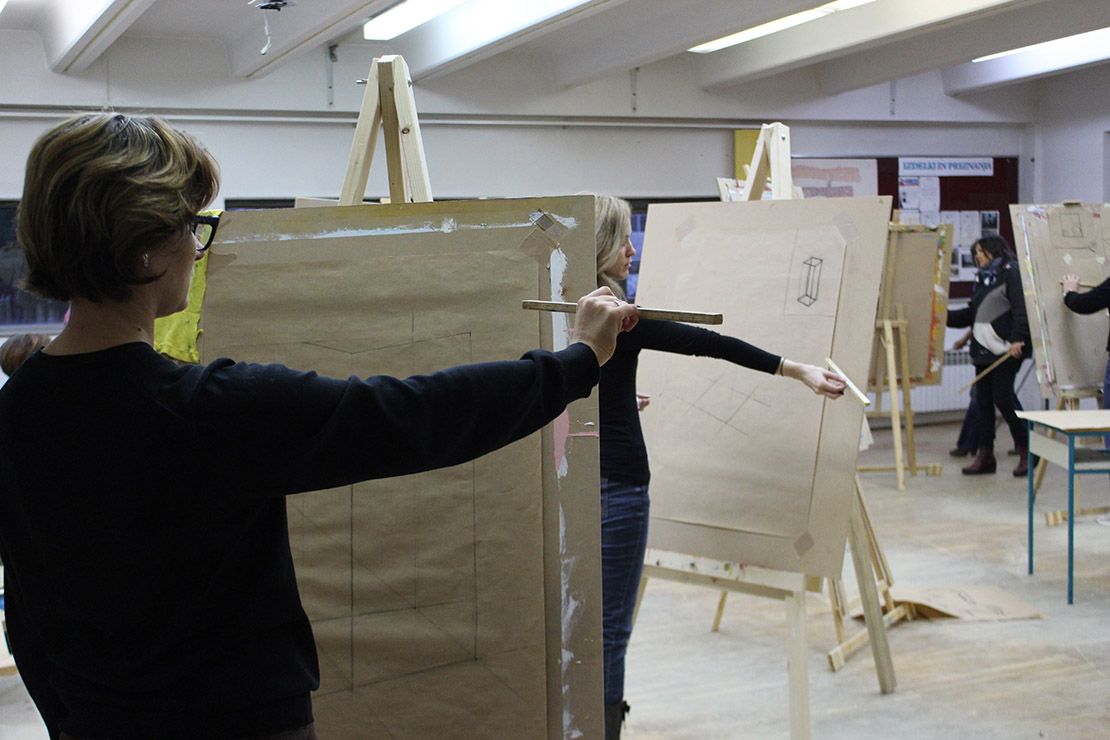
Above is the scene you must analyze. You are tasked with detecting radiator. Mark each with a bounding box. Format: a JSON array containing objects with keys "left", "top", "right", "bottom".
[{"left": 869, "top": 350, "right": 1042, "bottom": 414}]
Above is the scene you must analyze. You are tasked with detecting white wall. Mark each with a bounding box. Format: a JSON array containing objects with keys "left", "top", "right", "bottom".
[
  {"left": 0, "top": 30, "right": 1040, "bottom": 203},
  {"left": 1034, "top": 64, "right": 1110, "bottom": 203},
  {"left": 1, "top": 29, "right": 1105, "bottom": 207}
]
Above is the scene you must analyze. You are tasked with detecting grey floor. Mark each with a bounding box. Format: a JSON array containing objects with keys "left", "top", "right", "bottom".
[{"left": 3, "top": 422, "right": 1109, "bottom": 738}]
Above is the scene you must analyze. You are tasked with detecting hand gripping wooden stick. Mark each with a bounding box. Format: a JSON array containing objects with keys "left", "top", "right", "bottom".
[
  {"left": 825, "top": 358, "right": 872, "bottom": 406},
  {"left": 522, "top": 300, "right": 723, "bottom": 325}
]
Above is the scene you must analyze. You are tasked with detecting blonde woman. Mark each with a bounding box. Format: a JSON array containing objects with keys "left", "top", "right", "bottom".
[{"left": 592, "top": 195, "right": 844, "bottom": 738}]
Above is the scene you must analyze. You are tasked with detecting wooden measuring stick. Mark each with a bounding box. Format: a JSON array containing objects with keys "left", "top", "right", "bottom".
[
  {"left": 522, "top": 300, "right": 723, "bottom": 325},
  {"left": 826, "top": 358, "right": 871, "bottom": 406},
  {"left": 958, "top": 352, "right": 1011, "bottom": 393}
]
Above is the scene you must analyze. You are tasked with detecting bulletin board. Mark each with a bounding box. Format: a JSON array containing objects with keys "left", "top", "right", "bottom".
[{"left": 878, "top": 157, "right": 1019, "bottom": 299}]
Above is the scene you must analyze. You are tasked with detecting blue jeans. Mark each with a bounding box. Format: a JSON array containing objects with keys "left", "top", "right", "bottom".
[
  {"left": 600, "top": 478, "right": 650, "bottom": 706},
  {"left": 1103, "top": 356, "right": 1110, "bottom": 411}
]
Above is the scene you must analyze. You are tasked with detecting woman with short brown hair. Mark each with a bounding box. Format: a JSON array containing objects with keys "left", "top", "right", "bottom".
[{"left": 1, "top": 112, "right": 636, "bottom": 739}]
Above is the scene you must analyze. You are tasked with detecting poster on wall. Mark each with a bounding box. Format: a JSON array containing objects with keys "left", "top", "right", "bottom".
[{"left": 791, "top": 158, "right": 878, "bottom": 199}]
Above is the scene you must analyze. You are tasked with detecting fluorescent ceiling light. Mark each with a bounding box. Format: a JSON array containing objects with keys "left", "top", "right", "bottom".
[
  {"left": 689, "top": 0, "right": 877, "bottom": 53},
  {"left": 364, "top": 0, "right": 469, "bottom": 40},
  {"left": 972, "top": 26, "right": 1110, "bottom": 63}
]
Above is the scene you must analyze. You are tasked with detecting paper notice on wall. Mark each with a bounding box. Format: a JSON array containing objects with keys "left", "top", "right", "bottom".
[
  {"left": 899, "top": 209, "right": 921, "bottom": 225},
  {"left": 919, "top": 176, "right": 941, "bottom": 212},
  {"left": 898, "top": 177, "right": 921, "bottom": 210},
  {"left": 960, "top": 211, "right": 981, "bottom": 248},
  {"left": 980, "top": 210, "right": 1000, "bottom": 237},
  {"left": 940, "top": 210, "right": 960, "bottom": 235},
  {"left": 921, "top": 210, "right": 941, "bottom": 228}
]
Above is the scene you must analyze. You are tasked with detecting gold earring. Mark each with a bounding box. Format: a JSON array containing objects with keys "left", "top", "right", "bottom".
[{"left": 142, "top": 253, "right": 150, "bottom": 268}]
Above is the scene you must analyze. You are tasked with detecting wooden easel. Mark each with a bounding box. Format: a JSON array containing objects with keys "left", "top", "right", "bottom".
[
  {"left": 340, "top": 55, "right": 431, "bottom": 205},
  {"left": 825, "top": 478, "right": 913, "bottom": 671},
  {"left": 857, "top": 225, "right": 946, "bottom": 490},
  {"left": 634, "top": 123, "right": 895, "bottom": 740},
  {"left": 731, "top": 124, "right": 902, "bottom": 676},
  {"left": 1032, "top": 393, "right": 1110, "bottom": 526}
]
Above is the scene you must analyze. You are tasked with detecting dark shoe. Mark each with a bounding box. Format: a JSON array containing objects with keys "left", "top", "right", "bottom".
[
  {"left": 962, "top": 447, "right": 997, "bottom": 475},
  {"left": 949, "top": 446, "right": 973, "bottom": 458},
  {"left": 1013, "top": 448, "right": 1029, "bottom": 477},
  {"left": 605, "top": 702, "right": 629, "bottom": 740}
]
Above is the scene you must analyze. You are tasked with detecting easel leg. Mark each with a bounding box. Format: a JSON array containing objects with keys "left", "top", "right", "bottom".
[
  {"left": 895, "top": 308, "right": 918, "bottom": 476},
  {"left": 848, "top": 485, "right": 897, "bottom": 693},
  {"left": 883, "top": 320, "right": 905, "bottom": 490},
  {"left": 827, "top": 579, "right": 848, "bottom": 646},
  {"left": 785, "top": 590, "right": 811, "bottom": 740},
  {"left": 711, "top": 591, "right": 728, "bottom": 633}
]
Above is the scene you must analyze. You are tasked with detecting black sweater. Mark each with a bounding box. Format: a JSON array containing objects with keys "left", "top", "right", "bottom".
[
  {"left": 0, "top": 341, "right": 598, "bottom": 739},
  {"left": 599, "top": 319, "right": 780, "bottom": 485},
  {"left": 947, "top": 258, "right": 1031, "bottom": 365},
  {"left": 1064, "top": 277, "right": 1110, "bottom": 352}
]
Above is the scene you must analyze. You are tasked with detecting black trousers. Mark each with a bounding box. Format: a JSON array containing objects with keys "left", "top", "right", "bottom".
[{"left": 973, "top": 357, "right": 1028, "bottom": 450}]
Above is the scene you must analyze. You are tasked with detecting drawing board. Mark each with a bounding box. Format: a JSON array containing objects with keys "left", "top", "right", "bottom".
[
  {"left": 195, "top": 197, "right": 602, "bottom": 739},
  {"left": 635, "top": 197, "right": 891, "bottom": 579},
  {"left": 1011, "top": 203, "right": 1110, "bottom": 397},
  {"left": 867, "top": 225, "right": 953, "bottom": 389}
]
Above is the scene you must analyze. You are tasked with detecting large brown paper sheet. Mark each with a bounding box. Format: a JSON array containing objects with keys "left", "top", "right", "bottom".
[
  {"left": 198, "top": 198, "right": 602, "bottom": 738},
  {"left": 635, "top": 198, "right": 891, "bottom": 579},
  {"left": 1011, "top": 203, "right": 1110, "bottom": 397},
  {"left": 867, "top": 225, "right": 953, "bottom": 389}
]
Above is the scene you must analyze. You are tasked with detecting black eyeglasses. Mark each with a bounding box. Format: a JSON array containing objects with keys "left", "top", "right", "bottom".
[{"left": 189, "top": 214, "right": 220, "bottom": 253}]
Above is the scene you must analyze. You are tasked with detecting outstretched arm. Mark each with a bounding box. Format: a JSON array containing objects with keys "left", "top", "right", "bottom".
[
  {"left": 632, "top": 319, "right": 844, "bottom": 399},
  {"left": 780, "top": 360, "right": 846, "bottom": 399}
]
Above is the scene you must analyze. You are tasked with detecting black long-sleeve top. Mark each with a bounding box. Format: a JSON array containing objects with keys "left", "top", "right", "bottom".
[
  {"left": 1064, "top": 277, "right": 1110, "bottom": 352},
  {"left": 947, "top": 258, "right": 1031, "bottom": 364},
  {"left": 599, "top": 319, "right": 780, "bottom": 485},
  {"left": 0, "top": 340, "right": 598, "bottom": 739}
]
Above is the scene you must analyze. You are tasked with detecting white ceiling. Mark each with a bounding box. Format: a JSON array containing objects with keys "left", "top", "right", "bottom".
[{"left": 1, "top": 0, "right": 1108, "bottom": 96}]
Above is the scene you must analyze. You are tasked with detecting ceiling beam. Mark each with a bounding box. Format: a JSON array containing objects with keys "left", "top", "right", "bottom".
[
  {"left": 551, "top": 0, "right": 818, "bottom": 90},
  {"left": 34, "top": 0, "right": 158, "bottom": 73},
  {"left": 229, "top": 0, "right": 396, "bottom": 79},
  {"left": 817, "top": 0, "right": 1110, "bottom": 94},
  {"left": 395, "top": 0, "right": 627, "bottom": 82},
  {"left": 943, "top": 26, "right": 1110, "bottom": 94},
  {"left": 691, "top": 0, "right": 1035, "bottom": 92}
]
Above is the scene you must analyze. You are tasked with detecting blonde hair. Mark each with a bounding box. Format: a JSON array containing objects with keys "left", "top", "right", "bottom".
[
  {"left": 0, "top": 333, "right": 49, "bottom": 376},
  {"left": 17, "top": 112, "right": 220, "bottom": 302},
  {"left": 594, "top": 194, "right": 632, "bottom": 300}
]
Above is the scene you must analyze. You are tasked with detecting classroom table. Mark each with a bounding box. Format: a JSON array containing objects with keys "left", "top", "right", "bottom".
[{"left": 1017, "top": 409, "right": 1110, "bottom": 604}]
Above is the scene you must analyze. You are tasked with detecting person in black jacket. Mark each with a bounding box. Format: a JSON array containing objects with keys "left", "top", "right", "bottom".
[
  {"left": 1062, "top": 273, "right": 1110, "bottom": 407},
  {"left": 592, "top": 195, "right": 846, "bottom": 740},
  {"left": 947, "top": 235, "right": 1031, "bottom": 476},
  {"left": 0, "top": 112, "right": 638, "bottom": 740}
]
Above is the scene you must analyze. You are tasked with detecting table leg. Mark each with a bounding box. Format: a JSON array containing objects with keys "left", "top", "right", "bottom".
[
  {"left": 1068, "top": 434, "right": 1075, "bottom": 605},
  {"left": 1028, "top": 421, "right": 1034, "bottom": 575}
]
